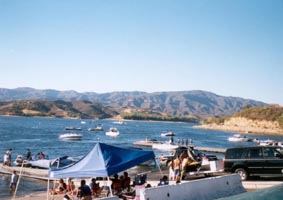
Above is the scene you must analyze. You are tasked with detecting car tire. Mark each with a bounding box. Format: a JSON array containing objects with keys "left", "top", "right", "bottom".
[{"left": 235, "top": 168, "right": 248, "bottom": 181}]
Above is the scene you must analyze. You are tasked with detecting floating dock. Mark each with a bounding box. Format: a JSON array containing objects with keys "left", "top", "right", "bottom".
[
  {"left": 0, "top": 164, "right": 50, "bottom": 180},
  {"left": 133, "top": 140, "right": 226, "bottom": 154}
]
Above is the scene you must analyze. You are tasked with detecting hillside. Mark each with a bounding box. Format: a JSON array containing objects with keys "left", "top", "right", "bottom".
[
  {"left": 0, "top": 87, "right": 266, "bottom": 119},
  {"left": 197, "top": 105, "right": 283, "bottom": 135},
  {"left": 0, "top": 100, "right": 118, "bottom": 119}
]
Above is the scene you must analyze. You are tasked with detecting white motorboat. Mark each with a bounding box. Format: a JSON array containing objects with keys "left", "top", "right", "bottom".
[
  {"left": 65, "top": 126, "right": 82, "bottom": 131},
  {"left": 59, "top": 133, "right": 82, "bottom": 140},
  {"left": 152, "top": 143, "right": 179, "bottom": 151},
  {"left": 105, "top": 127, "right": 120, "bottom": 137},
  {"left": 160, "top": 131, "right": 175, "bottom": 137},
  {"left": 258, "top": 139, "right": 276, "bottom": 146},
  {"left": 23, "top": 156, "right": 80, "bottom": 169},
  {"left": 228, "top": 134, "right": 252, "bottom": 142},
  {"left": 88, "top": 124, "right": 104, "bottom": 131},
  {"left": 113, "top": 120, "right": 125, "bottom": 124}
]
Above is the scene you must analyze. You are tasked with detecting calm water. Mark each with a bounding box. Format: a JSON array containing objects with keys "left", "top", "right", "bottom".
[{"left": 1, "top": 116, "right": 283, "bottom": 198}]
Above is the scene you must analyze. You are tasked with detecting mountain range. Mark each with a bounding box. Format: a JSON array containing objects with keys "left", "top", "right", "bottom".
[{"left": 0, "top": 87, "right": 266, "bottom": 120}]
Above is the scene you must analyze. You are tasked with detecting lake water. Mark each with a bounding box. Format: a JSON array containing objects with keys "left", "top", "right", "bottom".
[{"left": 1, "top": 116, "right": 282, "bottom": 198}]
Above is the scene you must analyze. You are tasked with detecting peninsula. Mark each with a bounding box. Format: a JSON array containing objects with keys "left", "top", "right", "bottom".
[{"left": 195, "top": 105, "right": 283, "bottom": 136}]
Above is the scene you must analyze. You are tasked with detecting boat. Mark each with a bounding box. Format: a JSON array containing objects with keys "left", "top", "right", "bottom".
[
  {"left": 152, "top": 142, "right": 179, "bottom": 151},
  {"left": 59, "top": 133, "right": 83, "bottom": 140},
  {"left": 228, "top": 134, "right": 252, "bottom": 142},
  {"left": 65, "top": 126, "right": 82, "bottom": 131},
  {"left": 160, "top": 131, "right": 175, "bottom": 137},
  {"left": 113, "top": 120, "right": 125, "bottom": 124},
  {"left": 88, "top": 124, "right": 104, "bottom": 131},
  {"left": 133, "top": 137, "right": 164, "bottom": 147},
  {"left": 13, "top": 155, "right": 81, "bottom": 169},
  {"left": 105, "top": 127, "right": 120, "bottom": 137},
  {"left": 258, "top": 139, "right": 276, "bottom": 146}
]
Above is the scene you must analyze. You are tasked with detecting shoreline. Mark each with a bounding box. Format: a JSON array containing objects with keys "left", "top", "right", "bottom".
[{"left": 194, "top": 124, "right": 283, "bottom": 136}]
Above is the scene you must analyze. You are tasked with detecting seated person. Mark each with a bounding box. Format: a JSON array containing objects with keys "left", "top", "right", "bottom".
[
  {"left": 121, "top": 171, "right": 131, "bottom": 190},
  {"left": 37, "top": 152, "right": 46, "bottom": 159},
  {"left": 50, "top": 178, "right": 67, "bottom": 195},
  {"left": 111, "top": 174, "right": 122, "bottom": 195},
  {"left": 158, "top": 175, "right": 169, "bottom": 186},
  {"left": 89, "top": 178, "right": 103, "bottom": 197},
  {"left": 57, "top": 178, "right": 67, "bottom": 194},
  {"left": 66, "top": 179, "right": 76, "bottom": 195},
  {"left": 77, "top": 179, "right": 92, "bottom": 200}
]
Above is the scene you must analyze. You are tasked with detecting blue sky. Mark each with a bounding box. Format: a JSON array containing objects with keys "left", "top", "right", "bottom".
[{"left": 0, "top": 0, "right": 282, "bottom": 104}]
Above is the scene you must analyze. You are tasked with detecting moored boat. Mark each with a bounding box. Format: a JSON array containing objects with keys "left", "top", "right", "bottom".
[
  {"left": 65, "top": 126, "right": 82, "bottom": 131},
  {"left": 134, "top": 138, "right": 163, "bottom": 147},
  {"left": 59, "top": 133, "right": 83, "bottom": 140},
  {"left": 113, "top": 120, "right": 125, "bottom": 124},
  {"left": 152, "top": 143, "right": 179, "bottom": 151},
  {"left": 228, "top": 134, "right": 252, "bottom": 142},
  {"left": 105, "top": 127, "right": 120, "bottom": 137},
  {"left": 160, "top": 131, "right": 175, "bottom": 137},
  {"left": 88, "top": 124, "right": 104, "bottom": 131}
]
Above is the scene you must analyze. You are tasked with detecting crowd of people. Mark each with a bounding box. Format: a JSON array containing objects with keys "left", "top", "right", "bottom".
[{"left": 49, "top": 171, "right": 132, "bottom": 199}]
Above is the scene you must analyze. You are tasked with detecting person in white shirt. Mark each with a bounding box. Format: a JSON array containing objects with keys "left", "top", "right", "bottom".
[{"left": 10, "top": 170, "right": 18, "bottom": 191}]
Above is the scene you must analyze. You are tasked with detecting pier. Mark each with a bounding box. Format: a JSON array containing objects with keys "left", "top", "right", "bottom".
[
  {"left": 196, "top": 146, "right": 226, "bottom": 154},
  {"left": 133, "top": 140, "right": 226, "bottom": 154}
]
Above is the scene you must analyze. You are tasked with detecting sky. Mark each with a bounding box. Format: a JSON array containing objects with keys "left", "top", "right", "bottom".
[{"left": 0, "top": 0, "right": 282, "bottom": 105}]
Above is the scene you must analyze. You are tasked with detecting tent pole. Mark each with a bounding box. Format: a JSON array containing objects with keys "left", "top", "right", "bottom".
[
  {"left": 107, "top": 176, "right": 113, "bottom": 196},
  {"left": 13, "top": 160, "right": 25, "bottom": 199},
  {"left": 46, "top": 161, "right": 51, "bottom": 200},
  {"left": 156, "top": 157, "right": 163, "bottom": 176}
]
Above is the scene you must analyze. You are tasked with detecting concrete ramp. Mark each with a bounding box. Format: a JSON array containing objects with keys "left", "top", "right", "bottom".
[{"left": 140, "top": 174, "right": 246, "bottom": 200}]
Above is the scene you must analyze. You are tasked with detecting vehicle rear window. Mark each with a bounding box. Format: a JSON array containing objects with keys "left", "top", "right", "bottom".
[{"left": 225, "top": 148, "right": 245, "bottom": 159}]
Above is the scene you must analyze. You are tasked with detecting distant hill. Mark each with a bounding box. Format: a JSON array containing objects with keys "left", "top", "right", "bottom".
[
  {"left": 0, "top": 100, "right": 118, "bottom": 119},
  {"left": 0, "top": 87, "right": 266, "bottom": 120},
  {"left": 200, "top": 105, "right": 283, "bottom": 135}
]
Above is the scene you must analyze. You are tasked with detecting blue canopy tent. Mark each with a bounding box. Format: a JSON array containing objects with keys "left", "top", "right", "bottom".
[
  {"left": 49, "top": 142, "right": 156, "bottom": 178},
  {"left": 47, "top": 142, "right": 157, "bottom": 198}
]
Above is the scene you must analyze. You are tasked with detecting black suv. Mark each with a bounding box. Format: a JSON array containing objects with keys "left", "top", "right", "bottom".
[{"left": 223, "top": 146, "right": 283, "bottom": 180}]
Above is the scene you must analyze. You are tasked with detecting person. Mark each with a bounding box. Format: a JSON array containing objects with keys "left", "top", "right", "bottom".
[
  {"left": 167, "top": 160, "right": 174, "bottom": 181},
  {"left": 7, "top": 149, "right": 12, "bottom": 161},
  {"left": 14, "top": 155, "right": 24, "bottom": 166},
  {"left": 89, "top": 178, "right": 103, "bottom": 197},
  {"left": 172, "top": 156, "right": 181, "bottom": 181},
  {"left": 158, "top": 175, "right": 169, "bottom": 186},
  {"left": 121, "top": 171, "right": 131, "bottom": 191},
  {"left": 110, "top": 173, "right": 122, "bottom": 195},
  {"left": 37, "top": 152, "right": 45, "bottom": 159},
  {"left": 10, "top": 170, "right": 18, "bottom": 192},
  {"left": 181, "top": 155, "right": 189, "bottom": 180},
  {"left": 3, "top": 151, "right": 11, "bottom": 166},
  {"left": 54, "top": 178, "right": 67, "bottom": 194},
  {"left": 26, "top": 149, "right": 32, "bottom": 160},
  {"left": 77, "top": 179, "right": 92, "bottom": 200},
  {"left": 66, "top": 178, "right": 76, "bottom": 195},
  {"left": 185, "top": 138, "right": 189, "bottom": 146},
  {"left": 169, "top": 136, "right": 174, "bottom": 144}
]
